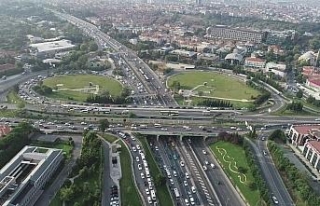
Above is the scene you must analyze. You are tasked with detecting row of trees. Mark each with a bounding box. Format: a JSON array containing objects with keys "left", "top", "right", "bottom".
[
  {"left": 287, "top": 101, "right": 303, "bottom": 112},
  {"left": 246, "top": 80, "right": 271, "bottom": 106},
  {"left": 306, "top": 96, "right": 320, "bottom": 108},
  {"left": 0, "top": 123, "right": 34, "bottom": 168},
  {"left": 198, "top": 99, "right": 233, "bottom": 108},
  {"left": 59, "top": 132, "right": 102, "bottom": 206},
  {"left": 86, "top": 87, "right": 131, "bottom": 104},
  {"left": 268, "top": 141, "right": 320, "bottom": 205},
  {"left": 216, "top": 132, "right": 270, "bottom": 204}
]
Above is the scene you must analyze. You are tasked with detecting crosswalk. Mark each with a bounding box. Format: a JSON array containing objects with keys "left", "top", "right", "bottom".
[{"left": 184, "top": 151, "right": 215, "bottom": 206}]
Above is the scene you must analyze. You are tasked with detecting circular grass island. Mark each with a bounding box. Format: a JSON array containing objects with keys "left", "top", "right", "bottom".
[
  {"left": 167, "top": 71, "right": 261, "bottom": 106},
  {"left": 42, "top": 74, "right": 123, "bottom": 102}
]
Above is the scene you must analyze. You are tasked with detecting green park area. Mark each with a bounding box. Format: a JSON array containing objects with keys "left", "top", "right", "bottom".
[
  {"left": 168, "top": 71, "right": 261, "bottom": 107},
  {"left": 210, "top": 141, "right": 261, "bottom": 206},
  {"left": 43, "top": 74, "right": 123, "bottom": 101}
]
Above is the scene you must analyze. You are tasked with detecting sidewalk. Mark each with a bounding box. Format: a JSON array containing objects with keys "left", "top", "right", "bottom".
[{"left": 288, "top": 144, "right": 320, "bottom": 179}]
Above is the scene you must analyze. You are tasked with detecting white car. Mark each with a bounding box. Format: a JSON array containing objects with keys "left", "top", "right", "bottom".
[
  {"left": 204, "top": 160, "right": 209, "bottom": 165},
  {"left": 145, "top": 188, "right": 150, "bottom": 195},
  {"left": 203, "top": 165, "right": 207, "bottom": 171},
  {"left": 191, "top": 186, "right": 196, "bottom": 193},
  {"left": 136, "top": 156, "right": 140, "bottom": 162},
  {"left": 136, "top": 145, "right": 141, "bottom": 150},
  {"left": 80, "top": 122, "right": 87, "bottom": 125},
  {"left": 185, "top": 173, "right": 189, "bottom": 179},
  {"left": 132, "top": 147, "right": 137, "bottom": 152},
  {"left": 184, "top": 180, "right": 188, "bottom": 187},
  {"left": 161, "top": 127, "right": 168, "bottom": 131},
  {"left": 210, "top": 163, "right": 216, "bottom": 169},
  {"left": 138, "top": 164, "right": 142, "bottom": 170},
  {"left": 202, "top": 150, "right": 207, "bottom": 155},
  {"left": 180, "top": 161, "right": 185, "bottom": 167},
  {"left": 141, "top": 173, "right": 145, "bottom": 179}
]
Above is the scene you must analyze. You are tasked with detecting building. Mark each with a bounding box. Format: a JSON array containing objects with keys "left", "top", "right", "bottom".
[
  {"left": 298, "top": 51, "right": 318, "bottom": 66},
  {"left": 169, "top": 49, "right": 197, "bottom": 58},
  {"left": 0, "top": 125, "right": 12, "bottom": 138},
  {"left": 302, "top": 140, "right": 320, "bottom": 172},
  {"left": 0, "top": 146, "right": 63, "bottom": 206},
  {"left": 225, "top": 53, "right": 243, "bottom": 65},
  {"left": 206, "top": 25, "right": 268, "bottom": 43},
  {"left": 244, "top": 57, "right": 266, "bottom": 68},
  {"left": 264, "top": 62, "right": 287, "bottom": 77},
  {"left": 306, "top": 78, "right": 320, "bottom": 91},
  {"left": 29, "top": 39, "right": 75, "bottom": 56},
  {"left": 288, "top": 124, "right": 320, "bottom": 146}
]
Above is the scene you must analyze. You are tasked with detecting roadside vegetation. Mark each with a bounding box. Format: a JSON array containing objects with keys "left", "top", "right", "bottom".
[
  {"left": 139, "top": 135, "right": 174, "bottom": 206},
  {"left": 210, "top": 132, "right": 270, "bottom": 206},
  {"left": 118, "top": 141, "right": 143, "bottom": 206},
  {"left": 268, "top": 131, "right": 320, "bottom": 206},
  {"left": 55, "top": 132, "right": 102, "bottom": 206},
  {"left": 6, "top": 88, "right": 25, "bottom": 108},
  {"left": 0, "top": 122, "right": 35, "bottom": 168}
]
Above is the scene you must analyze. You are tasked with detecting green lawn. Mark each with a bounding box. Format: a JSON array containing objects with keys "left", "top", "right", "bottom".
[
  {"left": 101, "top": 133, "right": 118, "bottom": 143},
  {"left": 168, "top": 71, "right": 260, "bottom": 101},
  {"left": 210, "top": 141, "right": 260, "bottom": 206},
  {"left": 7, "top": 90, "right": 25, "bottom": 108},
  {"left": 43, "top": 74, "right": 123, "bottom": 101},
  {"left": 0, "top": 109, "right": 19, "bottom": 118},
  {"left": 140, "top": 136, "right": 174, "bottom": 206},
  {"left": 119, "top": 141, "right": 142, "bottom": 206}
]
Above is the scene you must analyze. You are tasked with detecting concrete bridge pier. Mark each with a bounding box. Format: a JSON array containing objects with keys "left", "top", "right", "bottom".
[
  {"left": 156, "top": 135, "right": 160, "bottom": 141},
  {"left": 180, "top": 135, "right": 183, "bottom": 141}
]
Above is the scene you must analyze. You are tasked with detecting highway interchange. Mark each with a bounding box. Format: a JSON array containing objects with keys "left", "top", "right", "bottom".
[{"left": 2, "top": 9, "right": 318, "bottom": 206}]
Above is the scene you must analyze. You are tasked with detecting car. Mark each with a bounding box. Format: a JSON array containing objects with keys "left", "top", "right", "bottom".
[
  {"left": 210, "top": 163, "right": 216, "bottom": 169},
  {"left": 185, "top": 198, "right": 190, "bottom": 206},
  {"left": 180, "top": 161, "right": 185, "bottom": 167},
  {"left": 170, "top": 179, "right": 174, "bottom": 185},
  {"left": 263, "top": 150, "right": 267, "bottom": 156},
  {"left": 261, "top": 136, "right": 266, "bottom": 141},
  {"left": 136, "top": 145, "right": 141, "bottom": 150},
  {"left": 202, "top": 150, "right": 207, "bottom": 155},
  {"left": 80, "top": 121, "right": 87, "bottom": 125},
  {"left": 203, "top": 165, "right": 207, "bottom": 171},
  {"left": 138, "top": 164, "right": 142, "bottom": 170},
  {"left": 147, "top": 196, "right": 152, "bottom": 204},
  {"left": 145, "top": 188, "right": 150, "bottom": 195},
  {"left": 155, "top": 146, "right": 159, "bottom": 151},
  {"left": 141, "top": 173, "right": 145, "bottom": 179},
  {"left": 173, "top": 170, "right": 177, "bottom": 177},
  {"left": 185, "top": 173, "right": 189, "bottom": 179},
  {"left": 132, "top": 147, "right": 137, "bottom": 152},
  {"left": 184, "top": 180, "right": 188, "bottom": 186},
  {"left": 136, "top": 156, "right": 140, "bottom": 162},
  {"left": 190, "top": 197, "right": 195, "bottom": 205},
  {"left": 272, "top": 195, "right": 279, "bottom": 204},
  {"left": 191, "top": 186, "right": 196, "bottom": 193},
  {"left": 204, "top": 160, "right": 209, "bottom": 165},
  {"left": 161, "top": 127, "right": 167, "bottom": 131}
]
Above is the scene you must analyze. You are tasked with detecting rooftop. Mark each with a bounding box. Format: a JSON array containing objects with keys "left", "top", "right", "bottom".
[
  {"left": 245, "top": 57, "right": 266, "bottom": 63},
  {"left": 30, "top": 39, "right": 75, "bottom": 53},
  {"left": 307, "top": 140, "right": 320, "bottom": 154},
  {"left": 293, "top": 124, "right": 320, "bottom": 135}
]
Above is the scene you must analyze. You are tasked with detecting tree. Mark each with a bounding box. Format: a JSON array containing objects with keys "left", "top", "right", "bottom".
[
  {"left": 154, "top": 174, "right": 166, "bottom": 187},
  {"left": 296, "top": 89, "right": 303, "bottom": 98},
  {"left": 98, "top": 119, "right": 109, "bottom": 133},
  {"left": 269, "top": 129, "right": 287, "bottom": 143}
]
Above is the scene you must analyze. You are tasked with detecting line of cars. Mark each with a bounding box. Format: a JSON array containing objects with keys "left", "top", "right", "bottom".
[{"left": 110, "top": 185, "right": 119, "bottom": 206}]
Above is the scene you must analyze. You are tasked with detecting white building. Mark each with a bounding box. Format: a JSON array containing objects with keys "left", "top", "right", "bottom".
[
  {"left": 264, "top": 62, "right": 287, "bottom": 77},
  {"left": 0, "top": 146, "right": 63, "bottom": 206},
  {"left": 29, "top": 39, "right": 75, "bottom": 56}
]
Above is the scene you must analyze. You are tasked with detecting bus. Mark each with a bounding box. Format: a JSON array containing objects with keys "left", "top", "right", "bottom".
[
  {"left": 173, "top": 188, "right": 180, "bottom": 198},
  {"left": 151, "top": 190, "right": 156, "bottom": 201},
  {"left": 154, "top": 123, "right": 162, "bottom": 128},
  {"left": 160, "top": 111, "right": 179, "bottom": 116},
  {"left": 99, "top": 108, "right": 111, "bottom": 114}
]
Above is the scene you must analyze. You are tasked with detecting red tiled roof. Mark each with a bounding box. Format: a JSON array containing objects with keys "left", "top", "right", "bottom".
[
  {"left": 308, "top": 78, "right": 320, "bottom": 87},
  {"left": 0, "top": 125, "right": 12, "bottom": 138},
  {"left": 307, "top": 140, "right": 320, "bottom": 153},
  {"left": 0, "top": 63, "right": 15, "bottom": 71},
  {"left": 245, "top": 57, "right": 266, "bottom": 63},
  {"left": 293, "top": 125, "right": 320, "bottom": 135}
]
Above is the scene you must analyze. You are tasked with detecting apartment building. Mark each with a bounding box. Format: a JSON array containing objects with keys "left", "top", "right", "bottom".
[
  {"left": 206, "top": 25, "right": 268, "bottom": 43},
  {"left": 0, "top": 146, "right": 63, "bottom": 206}
]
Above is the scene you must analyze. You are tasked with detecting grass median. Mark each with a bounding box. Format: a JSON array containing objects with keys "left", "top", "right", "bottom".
[
  {"left": 119, "top": 141, "right": 142, "bottom": 206},
  {"left": 101, "top": 133, "right": 118, "bottom": 143},
  {"left": 139, "top": 136, "right": 174, "bottom": 206},
  {"left": 210, "top": 141, "right": 260, "bottom": 206}
]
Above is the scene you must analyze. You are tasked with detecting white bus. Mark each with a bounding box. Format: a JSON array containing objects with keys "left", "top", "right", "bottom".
[
  {"left": 99, "top": 108, "right": 111, "bottom": 114},
  {"left": 173, "top": 188, "right": 180, "bottom": 198},
  {"left": 154, "top": 123, "right": 162, "bottom": 128}
]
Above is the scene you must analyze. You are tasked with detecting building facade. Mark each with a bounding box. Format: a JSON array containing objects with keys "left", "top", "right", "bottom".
[
  {"left": 306, "top": 78, "right": 320, "bottom": 92},
  {"left": 288, "top": 124, "right": 320, "bottom": 146},
  {"left": 302, "top": 140, "right": 320, "bottom": 172},
  {"left": 206, "top": 25, "right": 268, "bottom": 43},
  {"left": 244, "top": 57, "right": 266, "bottom": 68},
  {"left": 0, "top": 146, "right": 63, "bottom": 206}
]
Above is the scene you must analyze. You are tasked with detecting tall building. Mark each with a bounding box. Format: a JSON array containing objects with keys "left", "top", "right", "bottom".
[
  {"left": 206, "top": 25, "right": 268, "bottom": 43},
  {"left": 0, "top": 146, "right": 63, "bottom": 206}
]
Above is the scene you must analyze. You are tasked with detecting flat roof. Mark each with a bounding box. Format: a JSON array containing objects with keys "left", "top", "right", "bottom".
[
  {"left": 0, "top": 146, "right": 63, "bottom": 206},
  {"left": 30, "top": 39, "right": 75, "bottom": 53}
]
